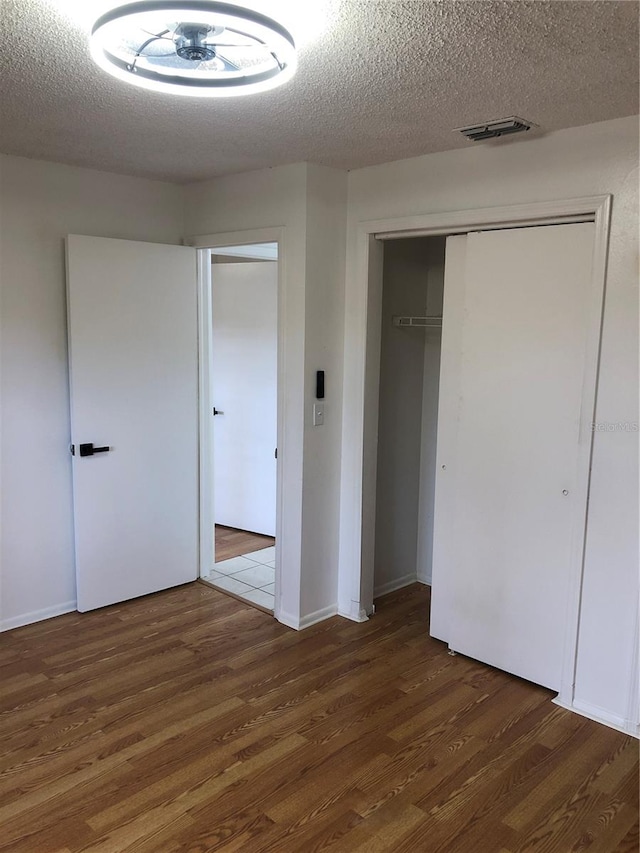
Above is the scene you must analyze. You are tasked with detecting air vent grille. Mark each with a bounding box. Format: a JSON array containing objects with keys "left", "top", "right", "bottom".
[{"left": 456, "top": 116, "right": 537, "bottom": 142}]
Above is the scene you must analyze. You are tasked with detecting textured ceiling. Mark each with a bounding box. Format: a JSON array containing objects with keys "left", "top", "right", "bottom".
[{"left": 0, "top": 0, "right": 638, "bottom": 183}]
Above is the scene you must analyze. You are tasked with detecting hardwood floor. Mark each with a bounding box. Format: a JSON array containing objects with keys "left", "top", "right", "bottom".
[
  {"left": 214, "top": 525, "right": 275, "bottom": 562},
  {"left": 1, "top": 583, "right": 637, "bottom": 852}
]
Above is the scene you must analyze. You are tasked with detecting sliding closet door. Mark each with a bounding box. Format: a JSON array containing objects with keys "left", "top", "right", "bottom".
[{"left": 431, "top": 224, "right": 595, "bottom": 691}]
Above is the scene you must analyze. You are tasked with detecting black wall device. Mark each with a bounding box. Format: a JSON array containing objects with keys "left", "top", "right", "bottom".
[{"left": 316, "top": 370, "right": 325, "bottom": 399}]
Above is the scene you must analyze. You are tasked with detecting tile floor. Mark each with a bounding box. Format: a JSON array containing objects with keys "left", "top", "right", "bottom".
[{"left": 207, "top": 546, "right": 276, "bottom": 612}]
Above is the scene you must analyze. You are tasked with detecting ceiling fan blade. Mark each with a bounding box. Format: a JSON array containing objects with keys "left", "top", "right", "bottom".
[
  {"left": 215, "top": 53, "right": 242, "bottom": 71},
  {"left": 134, "top": 32, "right": 174, "bottom": 59},
  {"left": 203, "top": 42, "right": 260, "bottom": 48},
  {"left": 137, "top": 47, "right": 178, "bottom": 59},
  {"left": 140, "top": 27, "right": 171, "bottom": 37},
  {"left": 270, "top": 51, "right": 285, "bottom": 71},
  {"left": 221, "top": 25, "right": 267, "bottom": 46}
]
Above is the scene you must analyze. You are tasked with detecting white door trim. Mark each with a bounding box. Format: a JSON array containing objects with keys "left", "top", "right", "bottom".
[
  {"left": 196, "top": 249, "right": 215, "bottom": 575},
  {"left": 191, "top": 228, "right": 285, "bottom": 622},
  {"left": 338, "top": 195, "right": 612, "bottom": 711}
]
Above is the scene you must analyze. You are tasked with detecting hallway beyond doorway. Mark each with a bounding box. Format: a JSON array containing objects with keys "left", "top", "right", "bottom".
[
  {"left": 202, "top": 526, "right": 276, "bottom": 613},
  {"left": 215, "top": 525, "right": 274, "bottom": 562}
]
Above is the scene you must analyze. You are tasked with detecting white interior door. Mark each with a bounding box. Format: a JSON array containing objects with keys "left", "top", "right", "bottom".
[
  {"left": 66, "top": 235, "right": 199, "bottom": 612},
  {"left": 430, "top": 224, "right": 595, "bottom": 691},
  {"left": 212, "top": 261, "right": 277, "bottom": 536}
]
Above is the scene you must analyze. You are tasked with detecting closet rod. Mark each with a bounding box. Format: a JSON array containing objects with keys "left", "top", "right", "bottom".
[{"left": 393, "top": 315, "right": 443, "bottom": 328}]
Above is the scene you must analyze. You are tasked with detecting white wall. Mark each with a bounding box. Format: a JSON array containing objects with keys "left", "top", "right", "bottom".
[
  {"left": 0, "top": 154, "right": 184, "bottom": 630},
  {"left": 300, "top": 165, "right": 347, "bottom": 622},
  {"left": 341, "top": 115, "right": 639, "bottom": 731}
]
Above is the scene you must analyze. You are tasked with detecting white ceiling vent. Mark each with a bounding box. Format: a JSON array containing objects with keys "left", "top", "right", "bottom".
[{"left": 456, "top": 116, "right": 537, "bottom": 142}]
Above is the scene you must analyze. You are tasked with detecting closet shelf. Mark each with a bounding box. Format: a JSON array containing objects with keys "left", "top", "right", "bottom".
[{"left": 392, "top": 315, "right": 443, "bottom": 328}]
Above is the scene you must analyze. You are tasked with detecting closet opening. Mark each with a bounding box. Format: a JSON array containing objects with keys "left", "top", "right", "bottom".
[
  {"left": 347, "top": 197, "right": 610, "bottom": 708},
  {"left": 373, "top": 236, "right": 445, "bottom": 600}
]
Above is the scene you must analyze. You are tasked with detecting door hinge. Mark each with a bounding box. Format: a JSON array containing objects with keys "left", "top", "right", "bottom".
[{"left": 275, "top": 448, "right": 278, "bottom": 459}]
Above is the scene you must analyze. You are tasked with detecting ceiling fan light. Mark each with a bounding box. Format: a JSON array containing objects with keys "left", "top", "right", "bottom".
[
  {"left": 174, "top": 23, "right": 218, "bottom": 62},
  {"left": 89, "top": 1, "right": 297, "bottom": 97}
]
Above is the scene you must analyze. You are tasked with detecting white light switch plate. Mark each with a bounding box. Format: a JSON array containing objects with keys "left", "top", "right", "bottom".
[{"left": 313, "top": 403, "right": 324, "bottom": 426}]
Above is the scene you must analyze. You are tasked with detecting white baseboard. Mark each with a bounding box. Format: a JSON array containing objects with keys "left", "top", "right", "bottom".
[
  {"left": 416, "top": 574, "right": 431, "bottom": 586},
  {"left": 1, "top": 600, "right": 77, "bottom": 633},
  {"left": 338, "top": 606, "right": 369, "bottom": 623},
  {"left": 374, "top": 573, "right": 417, "bottom": 599},
  {"left": 553, "top": 696, "right": 639, "bottom": 739},
  {"left": 277, "top": 603, "right": 339, "bottom": 631}
]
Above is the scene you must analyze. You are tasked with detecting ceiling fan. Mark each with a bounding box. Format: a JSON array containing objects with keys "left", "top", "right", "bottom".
[{"left": 90, "top": 1, "right": 297, "bottom": 97}]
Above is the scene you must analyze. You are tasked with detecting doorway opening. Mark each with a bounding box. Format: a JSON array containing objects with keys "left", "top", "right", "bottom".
[{"left": 198, "top": 242, "right": 279, "bottom": 613}]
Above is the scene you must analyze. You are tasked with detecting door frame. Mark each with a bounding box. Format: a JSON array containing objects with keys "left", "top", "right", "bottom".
[
  {"left": 338, "top": 195, "right": 612, "bottom": 709},
  {"left": 191, "top": 227, "right": 285, "bottom": 621}
]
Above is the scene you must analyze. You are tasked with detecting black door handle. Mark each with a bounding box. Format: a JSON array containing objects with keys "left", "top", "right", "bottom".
[
  {"left": 78, "top": 442, "right": 110, "bottom": 457},
  {"left": 213, "top": 408, "right": 224, "bottom": 416}
]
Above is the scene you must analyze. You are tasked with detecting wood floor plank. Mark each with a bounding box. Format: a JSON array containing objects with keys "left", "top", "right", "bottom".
[
  {"left": 329, "top": 794, "right": 427, "bottom": 853},
  {"left": 501, "top": 727, "right": 633, "bottom": 832},
  {"left": 0, "top": 582, "right": 637, "bottom": 852},
  {"left": 214, "top": 526, "right": 274, "bottom": 563},
  {"left": 616, "top": 820, "right": 640, "bottom": 853},
  {"left": 77, "top": 735, "right": 307, "bottom": 853},
  {"left": 184, "top": 729, "right": 396, "bottom": 834},
  {"left": 144, "top": 806, "right": 275, "bottom": 853}
]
